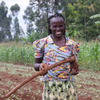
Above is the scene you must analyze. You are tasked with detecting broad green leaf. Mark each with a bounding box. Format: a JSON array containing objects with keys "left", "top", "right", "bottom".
[
  {"left": 95, "top": 21, "right": 100, "bottom": 25},
  {"left": 90, "top": 14, "right": 100, "bottom": 19}
]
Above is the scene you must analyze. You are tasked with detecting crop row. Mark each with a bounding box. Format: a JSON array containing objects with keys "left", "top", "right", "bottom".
[
  {"left": 0, "top": 45, "right": 34, "bottom": 65},
  {"left": 0, "top": 41, "right": 100, "bottom": 70}
]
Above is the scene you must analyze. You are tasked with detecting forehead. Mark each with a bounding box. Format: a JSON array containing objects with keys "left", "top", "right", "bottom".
[{"left": 50, "top": 17, "right": 64, "bottom": 24}]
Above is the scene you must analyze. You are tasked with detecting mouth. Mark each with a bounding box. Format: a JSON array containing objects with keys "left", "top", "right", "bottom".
[{"left": 56, "top": 32, "right": 62, "bottom": 35}]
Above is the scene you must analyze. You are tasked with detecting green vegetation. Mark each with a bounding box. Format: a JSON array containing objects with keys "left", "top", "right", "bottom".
[
  {"left": 78, "top": 41, "right": 100, "bottom": 71},
  {"left": 1, "top": 0, "right": 100, "bottom": 43},
  {"left": 0, "top": 42, "right": 34, "bottom": 65},
  {"left": 0, "top": 41, "right": 100, "bottom": 71}
]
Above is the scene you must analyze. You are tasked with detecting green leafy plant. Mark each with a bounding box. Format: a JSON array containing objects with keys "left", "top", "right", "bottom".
[{"left": 90, "top": 14, "right": 100, "bottom": 25}]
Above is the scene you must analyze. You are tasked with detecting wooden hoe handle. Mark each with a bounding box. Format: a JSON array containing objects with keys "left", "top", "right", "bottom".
[{"left": 5, "top": 58, "right": 72, "bottom": 98}]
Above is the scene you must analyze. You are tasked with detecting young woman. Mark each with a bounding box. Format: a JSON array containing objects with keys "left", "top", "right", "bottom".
[{"left": 33, "top": 13, "right": 79, "bottom": 100}]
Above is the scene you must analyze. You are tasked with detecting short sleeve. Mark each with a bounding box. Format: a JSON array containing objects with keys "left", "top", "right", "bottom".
[
  {"left": 72, "top": 42, "right": 80, "bottom": 58},
  {"left": 33, "top": 40, "right": 44, "bottom": 58}
]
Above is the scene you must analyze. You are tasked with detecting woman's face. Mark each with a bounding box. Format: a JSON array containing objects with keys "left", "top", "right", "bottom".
[{"left": 49, "top": 17, "right": 65, "bottom": 38}]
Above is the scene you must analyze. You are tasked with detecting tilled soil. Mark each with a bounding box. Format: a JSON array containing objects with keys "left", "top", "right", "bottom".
[{"left": 0, "top": 62, "right": 100, "bottom": 100}]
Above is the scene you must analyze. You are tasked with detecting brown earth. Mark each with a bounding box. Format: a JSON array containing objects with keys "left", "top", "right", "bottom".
[{"left": 0, "top": 62, "right": 100, "bottom": 100}]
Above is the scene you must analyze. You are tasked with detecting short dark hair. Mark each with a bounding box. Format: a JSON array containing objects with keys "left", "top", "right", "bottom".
[{"left": 47, "top": 12, "right": 66, "bottom": 35}]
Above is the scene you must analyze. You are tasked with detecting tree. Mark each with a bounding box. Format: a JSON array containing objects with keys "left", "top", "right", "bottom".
[
  {"left": 13, "top": 17, "right": 20, "bottom": 41},
  {"left": 10, "top": 4, "right": 22, "bottom": 41},
  {"left": 62, "top": 3, "right": 78, "bottom": 37},
  {"left": 0, "top": 1, "right": 12, "bottom": 43},
  {"left": 90, "top": 14, "right": 100, "bottom": 40},
  {"left": 23, "top": 6, "right": 34, "bottom": 34},
  {"left": 23, "top": 0, "right": 63, "bottom": 39},
  {"left": 10, "top": 4, "right": 20, "bottom": 16},
  {"left": 74, "top": 0, "right": 100, "bottom": 40}
]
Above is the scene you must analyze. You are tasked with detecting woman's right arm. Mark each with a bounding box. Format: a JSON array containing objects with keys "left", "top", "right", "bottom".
[
  {"left": 33, "top": 57, "right": 43, "bottom": 71},
  {"left": 33, "top": 57, "right": 48, "bottom": 76}
]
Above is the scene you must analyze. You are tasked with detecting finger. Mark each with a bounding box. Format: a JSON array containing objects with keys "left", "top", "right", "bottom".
[
  {"left": 39, "top": 63, "right": 45, "bottom": 70},
  {"left": 77, "top": 71, "right": 79, "bottom": 74}
]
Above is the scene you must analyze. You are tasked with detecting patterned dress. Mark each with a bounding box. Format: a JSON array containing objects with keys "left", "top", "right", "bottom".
[{"left": 33, "top": 35, "right": 79, "bottom": 100}]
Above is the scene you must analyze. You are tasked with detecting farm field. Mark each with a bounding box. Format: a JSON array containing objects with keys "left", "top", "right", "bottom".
[{"left": 0, "top": 62, "right": 100, "bottom": 100}]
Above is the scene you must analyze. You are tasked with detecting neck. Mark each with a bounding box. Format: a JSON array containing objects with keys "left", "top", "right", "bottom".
[
  {"left": 50, "top": 34, "right": 66, "bottom": 47},
  {"left": 51, "top": 34, "right": 64, "bottom": 41}
]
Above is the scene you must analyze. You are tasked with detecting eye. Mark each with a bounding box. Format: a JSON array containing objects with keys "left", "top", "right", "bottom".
[
  {"left": 59, "top": 25, "right": 64, "bottom": 28},
  {"left": 52, "top": 25, "right": 57, "bottom": 28}
]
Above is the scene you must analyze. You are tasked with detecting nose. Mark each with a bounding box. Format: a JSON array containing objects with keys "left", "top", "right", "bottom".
[{"left": 56, "top": 27, "right": 60, "bottom": 30}]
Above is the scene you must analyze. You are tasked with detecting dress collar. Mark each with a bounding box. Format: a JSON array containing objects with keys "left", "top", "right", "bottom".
[{"left": 47, "top": 35, "right": 72, "bottom": 45}]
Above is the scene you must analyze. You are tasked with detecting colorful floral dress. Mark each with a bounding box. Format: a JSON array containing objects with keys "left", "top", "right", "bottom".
[{"left": 33, "top": 35, "right": 79, "bottom": 100}]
